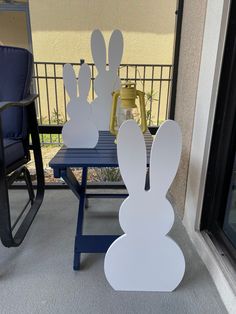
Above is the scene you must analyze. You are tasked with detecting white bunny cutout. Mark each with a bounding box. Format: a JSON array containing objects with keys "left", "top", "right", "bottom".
[
  {"left": 62, "top": 63, "right": 99, "bottom": 148},
  {"left": 104, "top": 120, "right": 185, "bottom": 291},
  {"left": 91, "top": 29, "right": 123, "bottom": 131}
]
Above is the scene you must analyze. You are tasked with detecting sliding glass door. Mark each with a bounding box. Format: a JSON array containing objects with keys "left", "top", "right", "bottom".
[
  {"left": 201, "top": 0, "right": 236, "bottom": 264},
  {"left": 223, "top": 155, "right": 236, "bottom": 248}
]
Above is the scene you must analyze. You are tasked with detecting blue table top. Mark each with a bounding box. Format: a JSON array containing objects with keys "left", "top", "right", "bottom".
[{"left": 49, "top": 131, "right": 153, "bottom": 171}]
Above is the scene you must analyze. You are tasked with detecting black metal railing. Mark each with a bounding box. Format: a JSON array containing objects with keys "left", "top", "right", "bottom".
[{"left": 33, "top": 61, "right": 173, "bottom": 145}]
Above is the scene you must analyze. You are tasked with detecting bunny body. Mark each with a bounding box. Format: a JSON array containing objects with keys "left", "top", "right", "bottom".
[
  {"left": 91, "top": 29, "right": 123, "bottom": 131},
  {"left": 62, "top": 63, "right": 99, "bottom": 148},
  {"left": 105, "top": 234, "right": 185, "bottom": 291},
  {"left": 104, "top": 120, "right": 185, "bottom": 291}
]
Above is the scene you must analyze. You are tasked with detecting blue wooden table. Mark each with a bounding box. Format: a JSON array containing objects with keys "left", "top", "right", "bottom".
[{"left": 49, "top": 131, "right": 153, "bottom": 270}]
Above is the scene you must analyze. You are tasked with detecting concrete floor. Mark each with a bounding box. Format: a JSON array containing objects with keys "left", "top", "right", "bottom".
[{"left": 0, "top": 190, "right": 227, "bottom": 314}]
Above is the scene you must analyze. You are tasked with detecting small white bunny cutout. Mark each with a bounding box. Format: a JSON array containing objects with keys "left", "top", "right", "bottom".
[
  {"left": 91, "top": 29, "right": 123, "bottom": 131},
  {"left": 104, "top": 120, "right": 185, "bottom": 291},
  {"left": 62, "top": 63, "right": 99, "bottom": 148}
]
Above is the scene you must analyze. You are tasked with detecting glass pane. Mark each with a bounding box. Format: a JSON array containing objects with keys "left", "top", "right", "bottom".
[{"left": 223, "top": 158, "right": 236, "bottom": 248}]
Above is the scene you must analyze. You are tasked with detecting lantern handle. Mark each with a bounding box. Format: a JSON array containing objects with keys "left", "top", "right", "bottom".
[
  {"left": 110, "top": 90, "right": 120, "bottom": 136},
  {"left": 136, "top": 90, "right": 147, "bottom": 133}
]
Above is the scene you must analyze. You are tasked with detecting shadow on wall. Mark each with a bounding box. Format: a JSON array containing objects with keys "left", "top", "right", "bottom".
[{"left": 29, "top": 0, "right": 177, "bottom": 34}]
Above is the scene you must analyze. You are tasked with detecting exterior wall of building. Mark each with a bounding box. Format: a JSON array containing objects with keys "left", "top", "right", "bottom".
[
  {"left": 170, "top": 0, "right": 208, "bottom": 218},
  {"left": 29, "top": 0, "right": 176, "bottom": 64},
  {"left": 27, "top": 0, "right": 176, "bottom": 127},
  {"left": 0, "top": 11, "right": 29, "bottom": 48}
]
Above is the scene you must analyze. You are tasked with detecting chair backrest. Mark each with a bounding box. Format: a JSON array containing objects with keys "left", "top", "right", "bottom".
[{"left": 0, "top": 45, "right": 33, "bottom": 139}]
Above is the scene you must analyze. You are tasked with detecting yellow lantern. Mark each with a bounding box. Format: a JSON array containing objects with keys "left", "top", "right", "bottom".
[{"left": 109, "top": 81, "right": 147, "bottom": 138}]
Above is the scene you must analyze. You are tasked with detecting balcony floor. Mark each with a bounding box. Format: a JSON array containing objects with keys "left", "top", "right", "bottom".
[{"left": 0, "top": 190, "right": 227, "bottom": 314}]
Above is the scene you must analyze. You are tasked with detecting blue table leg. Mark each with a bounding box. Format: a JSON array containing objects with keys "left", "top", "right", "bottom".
[
  {"left": 60, "top": 167, "right": 121, "bottom": 270},
  {"left": 73, "top": 167, "right": 87, "bottom": 270}
]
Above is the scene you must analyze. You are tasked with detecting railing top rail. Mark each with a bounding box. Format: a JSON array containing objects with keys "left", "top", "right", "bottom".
[
  {"left": 32, "top": 76, "right": 171, "bottom": 82},
  {"left": 34, "top": 61, "right": 172, "bottom": 67}
]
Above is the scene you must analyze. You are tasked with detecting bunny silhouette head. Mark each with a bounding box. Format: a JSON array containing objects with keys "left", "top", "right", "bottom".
[
  {"left": 63, "top": 63, "right": 91, "bottom": 116},
  {"left": 117, "top": 120, "right": 182, "bottom": 236},
  {"left": 62, "top": 63, "right": 99, "bottom": 148},
  {"left": 91, "top": 29, "right": 123, "bottom": 96}
]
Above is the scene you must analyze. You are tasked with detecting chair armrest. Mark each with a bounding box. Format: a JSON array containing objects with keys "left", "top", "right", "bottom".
[{"left": 0, "top": 94, "right": 38, "bottom": 113}]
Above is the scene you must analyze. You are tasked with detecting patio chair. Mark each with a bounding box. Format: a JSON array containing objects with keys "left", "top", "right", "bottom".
[{"left": 0, "top": 45, "right": 45, "bottom": 247}]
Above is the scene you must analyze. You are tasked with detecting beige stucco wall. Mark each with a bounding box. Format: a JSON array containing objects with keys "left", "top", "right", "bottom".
[
  {"left": 170, "top": 0, "right": 208, "bottom": 218},
  {"left": 0, "top": 11, "right": 29, "bottom": 49},
  {"left": 28, "top": 0, "right": 176, "bottom": 124},
  {"left": 29, "top": 0, "right": 176, "bottom": 64}
]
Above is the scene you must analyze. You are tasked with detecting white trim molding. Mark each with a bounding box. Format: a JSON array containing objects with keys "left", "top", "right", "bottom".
[{"left": 183, "top": 0, "right": 236, "bottom": 312}]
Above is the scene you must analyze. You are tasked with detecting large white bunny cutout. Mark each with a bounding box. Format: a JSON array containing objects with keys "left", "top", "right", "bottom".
[
  {"left": 104, "top": 120, "right": 185, "bottom": 291},
  {"left": 91, "top": 29, "right": 123, "bottom": 131},
  {"left": 62, "top": 63, "right": 99, "bottom": 148}
]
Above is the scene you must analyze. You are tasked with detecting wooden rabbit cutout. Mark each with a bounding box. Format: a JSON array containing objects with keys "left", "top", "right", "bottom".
[
  {"left": 91, "top": 29, "right": 123, "bottom": 131},
  {"left": 62, "top": 63, "right": 99, "bottom": 148},
  {"left": 104, "top": 120, "right": 185, "bottom": 291}
]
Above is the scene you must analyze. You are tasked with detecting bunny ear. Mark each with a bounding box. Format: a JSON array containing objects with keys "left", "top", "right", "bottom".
[
  {"left": 150, "top": 120, "right": 182, "bottom": 194},
  {"left": 108, "top": 29, "right": 123, "bottom": 72},
  {"left": 78, "top": 63, "right": 91, "bottom": 99},
  {"left": 63, "top": 64, "right": 77, "bottom": 99},
  {"left": 117, "top": 120, "right": 147, "bottom": 194},
  {"left": 91, "top": 29, "right": 106, "bottom": 72}
]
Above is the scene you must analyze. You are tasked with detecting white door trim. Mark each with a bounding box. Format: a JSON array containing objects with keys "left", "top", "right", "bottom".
[{"left": 183, "top": 0, "right": 236, "bottom": 312}]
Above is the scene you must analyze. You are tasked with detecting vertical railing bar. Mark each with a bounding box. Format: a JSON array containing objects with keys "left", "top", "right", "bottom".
[
  {"left": 62, "top": 63, "right": 67, "bottom": 123},
  {"left": 166, "top": 66, "right": 172, "bottom": 119},
  {"left": 35, "top": 63, "right": 42, "bottom": 124},
  {"left": 134, "top": 65, "right": 138, "bottom": 94},
  {"left": 44, "top": 63, "right": 52, "bottom": 143},
  {"left": 126, "top": 65, "right": 129, "bottom": 80},
  {"left": 36, "top": 64, "right": 44, "bottom": 145},
  {"left": 134, "top": 65, "right": 137, "bottom": 83},
  {"left": 157, "top": 66, "right": 163, "bottom": 125},
  {"left": 53, "top": 64, "right": 59, "bottom": 124},
  {"left": 34, "top": 64, "right": 40, "bottom": 123},
  {"left": 35, "top": 63, "right": 44, "bottom": 144},
  {"left": 143, "top": 65, "right": 146, "bottom": 93},
  {"left": 53, "top": 64, "right": 60, "bottom": 143},
  {"left": 61, "top": 63, "right": 66, "bottom": 145},
  {"left": 149, "top": 65, "right": 155, "bottom": 125}
]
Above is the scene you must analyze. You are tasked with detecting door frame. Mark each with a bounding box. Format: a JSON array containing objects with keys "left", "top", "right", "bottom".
[{"left": 183, "top": 0, "right": 236, "bottom": 311}]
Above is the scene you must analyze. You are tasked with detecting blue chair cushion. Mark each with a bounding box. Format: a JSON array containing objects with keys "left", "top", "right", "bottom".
[
  {"left": 3, "top": 138, "right": 26, "bottom": 168},
  {"left": 0, "top": 46, "right": 33, "bottom": 139}
]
